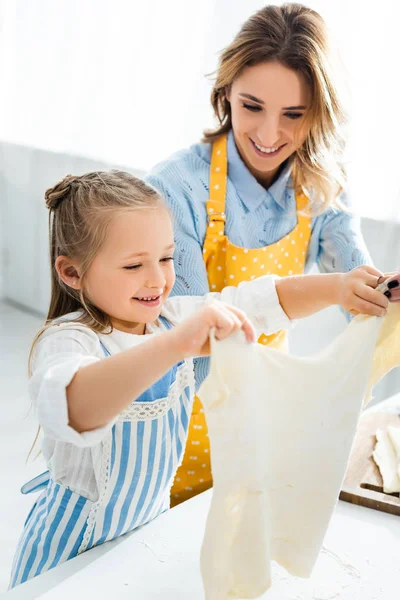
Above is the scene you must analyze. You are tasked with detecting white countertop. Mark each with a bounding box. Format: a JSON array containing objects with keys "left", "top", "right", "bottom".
[
  {"left": 4, "top": 492, "right": 399, "bottom": 600},
  {"left": 4, "top": 396, "right": 400, "bottom": 600}
]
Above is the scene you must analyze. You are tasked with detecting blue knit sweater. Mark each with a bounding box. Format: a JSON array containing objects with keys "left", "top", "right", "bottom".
[{"left": 146, "top": 131, "right": 371, "bottom": 387}]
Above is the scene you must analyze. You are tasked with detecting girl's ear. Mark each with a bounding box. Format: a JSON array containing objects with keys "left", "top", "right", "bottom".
[
  {"left": 225, "top": 85, "right": 231, "bottom": 102},
  {"left": 55, "top": 256, "right": 82, "bottom": 290}
]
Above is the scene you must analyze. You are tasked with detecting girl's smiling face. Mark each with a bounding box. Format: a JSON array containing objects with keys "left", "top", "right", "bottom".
[
  {"left": 83, "top": 207, "right": 176, "bottom": 334},
  {"left": 228, "top": 61, "right": 311, "bottom": 187}
]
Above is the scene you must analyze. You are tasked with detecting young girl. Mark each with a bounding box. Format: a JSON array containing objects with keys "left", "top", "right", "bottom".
[{"left": 9, "top": 170, "right": 392, "bottom": 588}]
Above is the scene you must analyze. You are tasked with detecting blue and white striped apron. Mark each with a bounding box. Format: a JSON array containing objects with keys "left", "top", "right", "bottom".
[{"left": 10, "top": 318, "right": 194, "bottom": 588}]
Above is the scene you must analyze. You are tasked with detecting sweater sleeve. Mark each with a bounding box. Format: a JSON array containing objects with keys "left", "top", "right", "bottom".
[
  {"left": 145, "top": 172, "right": 210, "bottom": 298},
  {"left": 317, "top": 192, "right": 372, "bottom": 274}
]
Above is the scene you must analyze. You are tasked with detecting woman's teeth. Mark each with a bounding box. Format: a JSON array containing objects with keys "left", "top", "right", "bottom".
[{"left": 254, "top": 142, "right": 281, "bottom": 154}]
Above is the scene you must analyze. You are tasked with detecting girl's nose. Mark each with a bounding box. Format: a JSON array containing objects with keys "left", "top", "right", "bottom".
[{"left": 146, "top": 265, "right": 166, "bottom": 289}]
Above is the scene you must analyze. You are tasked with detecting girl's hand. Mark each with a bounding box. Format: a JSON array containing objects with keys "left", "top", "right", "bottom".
[
  {"left": 337, "top": 265, "right": 390, "bottom": 317},
  {"left": 170, "top": 301, "right": 256, "bottom": 358}
]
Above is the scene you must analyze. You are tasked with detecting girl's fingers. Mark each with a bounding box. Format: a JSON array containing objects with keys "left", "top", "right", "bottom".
[
  {"left": 362, "top": 265, "right": 384, "bottom": 279},
  {"left": 352, "top": 295, "right": 387, "bottom": 317},
  {"left": 213, "top": 304, "right": 255, "bottom": 343},
  {"left": 355, "top": 284, "right": 389, "bottom": 310},
  {"left": 364, "top": 274, "right": 384, "bottom": 289},
  {"left": 214, "top": 317, "right": 236, "bottom": 341},
  {"left": 223, "top": 305, "right": 256, "bottom": 343},
  {"left": 241, "top": 318, "right": 256, "bottom": 343}
]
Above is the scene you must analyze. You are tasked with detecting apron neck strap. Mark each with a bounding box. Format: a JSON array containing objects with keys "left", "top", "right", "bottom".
[
  {"left": 206, "top": 134, "right": 228, "bottom": 226},
  {"left": 205, "top": 133, "right": 310, "bottom": 238},
  {"left": 295, "top": 189, "right": 310, "bottom": 213}
]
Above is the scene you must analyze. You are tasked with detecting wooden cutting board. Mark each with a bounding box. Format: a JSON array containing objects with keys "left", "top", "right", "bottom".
[{"left": 340, "top": 412, "right": 400, "bottom": 515}]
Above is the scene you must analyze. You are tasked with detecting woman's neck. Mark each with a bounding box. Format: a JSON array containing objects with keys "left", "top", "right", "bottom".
[
  {"left": 232, "top": 134, "right": 287, "bottom": 189},
  {"left": 251, "top": 165, "right": 282, "bottom": 189}
]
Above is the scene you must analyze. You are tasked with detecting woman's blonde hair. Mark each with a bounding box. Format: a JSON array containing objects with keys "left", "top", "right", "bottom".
[
  {"left": 203, "top": 3, "right": 347, "bottom": 213},
  {"left": 27, "top": 170, "right": 163, "bottom": 459}
]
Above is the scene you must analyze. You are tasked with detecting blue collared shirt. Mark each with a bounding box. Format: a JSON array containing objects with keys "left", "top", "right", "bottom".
[{"left": 146, "top": 131, "right": 371, "bottom": 387}]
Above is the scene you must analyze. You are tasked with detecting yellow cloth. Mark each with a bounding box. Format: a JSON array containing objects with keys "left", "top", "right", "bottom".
[{"left": 171, "top": 134, "right": 311, "bottom": 506}]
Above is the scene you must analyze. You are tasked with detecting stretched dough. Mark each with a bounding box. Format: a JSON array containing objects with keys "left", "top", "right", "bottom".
[
  {"left": 388, "top": 425, "right": 400, "bottom": 477},
  {"left": 198, "top": 302, "right": 400, "bottom": 600},
  {"left": 373, "top": 428, "right": 400, "bottom": 493}
]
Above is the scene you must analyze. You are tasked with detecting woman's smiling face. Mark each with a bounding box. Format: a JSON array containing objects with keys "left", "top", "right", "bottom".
[{"left": 228, "top": 61, "right": 311, "bottom": 187}]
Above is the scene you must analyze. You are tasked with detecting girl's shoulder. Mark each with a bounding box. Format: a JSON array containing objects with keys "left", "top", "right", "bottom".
[
  {"left": 45, "top": 311, "right": 96, "bottom": 333},
  {"left": 33, "top": 312, "right": 102, "bottom": 355}
]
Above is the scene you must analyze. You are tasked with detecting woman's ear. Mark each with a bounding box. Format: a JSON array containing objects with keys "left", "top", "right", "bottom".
[
  {"left": 225, "top": 85, "right": 231, "bottom": 102},
  {"left": 55, "top": 256, "right": 82, "bottom": 290}
]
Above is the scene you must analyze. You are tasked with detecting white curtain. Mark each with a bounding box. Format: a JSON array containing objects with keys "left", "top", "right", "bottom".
[{"left": 0, "top": 0, "right": 399, "bottom": 220}]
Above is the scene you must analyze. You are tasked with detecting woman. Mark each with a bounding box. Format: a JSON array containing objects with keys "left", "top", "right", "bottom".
[{"left": 146, "top": 3, "right": 378, "bottom": 506}]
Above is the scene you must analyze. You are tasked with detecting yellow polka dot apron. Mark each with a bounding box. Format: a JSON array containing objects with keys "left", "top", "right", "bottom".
[{"left": 170, "top": 133, "right": 311, "bottom": 507}]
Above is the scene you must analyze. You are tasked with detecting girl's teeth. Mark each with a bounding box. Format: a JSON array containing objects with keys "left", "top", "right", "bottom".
[
  {"left": 138, "top": 296, "right": 158, "bottom": 301},
  {"left": 255, "top": 142, "right": 280, "bottom": 153}
]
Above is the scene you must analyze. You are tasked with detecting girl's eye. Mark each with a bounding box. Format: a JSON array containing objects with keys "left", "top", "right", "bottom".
[
  {"left": 285, "top": 112, "right": 303, "bottom": 120},
  {"left": 124, "top": 257, "right": 174, "bottom": 270},
  {"left": 243, "top": 103, "right": 262, "bottom": 113}
]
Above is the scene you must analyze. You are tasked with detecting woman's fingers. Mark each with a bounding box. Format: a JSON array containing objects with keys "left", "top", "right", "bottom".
[{"left": 383, "top": 273, "right": 400, "bottom": 302}]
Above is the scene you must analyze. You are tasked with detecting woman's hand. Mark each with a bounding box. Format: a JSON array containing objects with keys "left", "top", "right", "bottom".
[
  {"left": 378, "top": 272, "right": 400, "bottom": 303},
  {"left": 337, "top": 265, "right": 391, "bottom": 317},
  {"left": 169, "top": 301, "right": 256, "bottom": 358}
]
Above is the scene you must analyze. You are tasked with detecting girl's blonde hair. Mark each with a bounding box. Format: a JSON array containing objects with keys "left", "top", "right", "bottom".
[
  {"left": 43, "top": 170, "right": 162, "bottom": 333},
  {"left": 27, "top": 171, "right": 163, "bottom": 458},
  {"left": 203, "top": 3, "right": 347, "bottom": 213}
]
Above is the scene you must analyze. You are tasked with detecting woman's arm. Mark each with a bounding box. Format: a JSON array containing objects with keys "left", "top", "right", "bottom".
[
  {"left": 317, "top": 193, "right": 372, "bottom": 274},
  {"left": 146, "top": 174, "right": 210, "bottom": 297}
]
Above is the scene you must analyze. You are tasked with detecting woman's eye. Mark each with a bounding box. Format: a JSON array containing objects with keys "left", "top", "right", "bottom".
[
  {"left": 124, "top": 264, "right": 141, "bottom": 270},
  {"left": 160, "top": 257, "right": 174, "bottom": 263},
  {"left": 285, "top": 112, "right": 303, "bottom": 120},
  {"left": 243, "top": 103, "right": 262, "bottom": 113}
]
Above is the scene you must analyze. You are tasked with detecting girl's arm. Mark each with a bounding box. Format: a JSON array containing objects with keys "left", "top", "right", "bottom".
[
  {"left": 275, "top": 266, "right": 389, "bottom": 319},
  {"left": 67, "top": 329, "right": 182, "bottom": 433},
  {"left": 67, "top": 303, "right": 254, "bottom": 433},
  {"left": 165, "top": 266, "right": 391, "bottom": 337}
]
